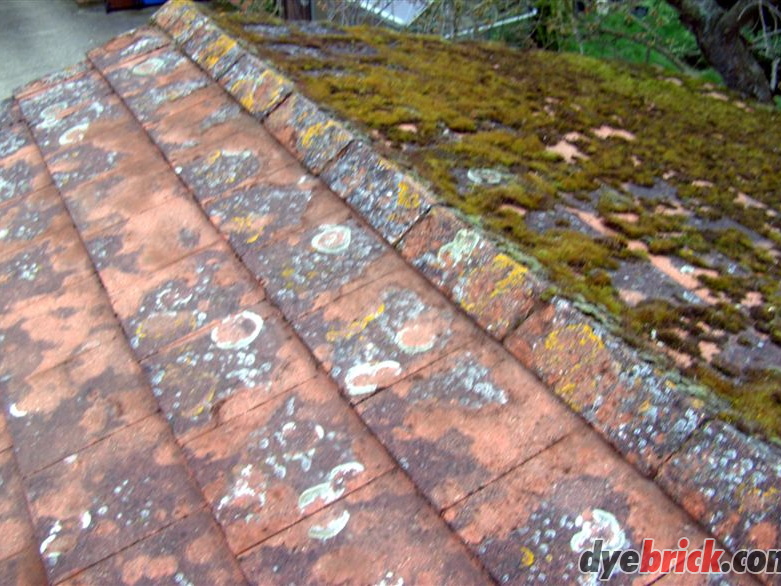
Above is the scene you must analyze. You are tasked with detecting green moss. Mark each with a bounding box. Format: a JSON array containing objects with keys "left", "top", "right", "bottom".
[{"left": 213, "top": 9, "right": 781, "bottom": 441}]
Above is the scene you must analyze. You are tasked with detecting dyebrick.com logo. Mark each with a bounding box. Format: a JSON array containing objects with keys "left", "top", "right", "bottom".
[{"left": 579, "top": 538, "right": 781, "bottom": 580}]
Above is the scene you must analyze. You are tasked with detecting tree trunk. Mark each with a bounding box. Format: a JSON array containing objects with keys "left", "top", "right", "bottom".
[{"left": 666, "top": 0, "right": 774, "bottom": 102}]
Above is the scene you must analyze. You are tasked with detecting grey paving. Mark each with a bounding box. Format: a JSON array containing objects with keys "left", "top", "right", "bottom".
[{"left": 0, "top": 0, "right": 157, "bottom": 98}]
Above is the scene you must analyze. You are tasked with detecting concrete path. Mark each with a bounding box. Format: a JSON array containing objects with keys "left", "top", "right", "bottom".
[{"left": 0, "top": 0, "right": 155, "bottom": 98}]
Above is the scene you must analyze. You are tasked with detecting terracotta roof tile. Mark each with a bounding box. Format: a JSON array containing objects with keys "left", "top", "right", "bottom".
[{"left": 0, "top": 5, "right": 778, "bottom": 582}]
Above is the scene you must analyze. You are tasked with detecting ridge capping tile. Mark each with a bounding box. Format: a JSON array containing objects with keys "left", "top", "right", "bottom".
[{"left": 151, "top": 0, "right": 781, "bottom": 561}]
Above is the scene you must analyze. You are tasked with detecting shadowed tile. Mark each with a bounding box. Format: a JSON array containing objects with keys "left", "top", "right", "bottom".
[
  {"left": 62, "top": 165, "right": 188, "bottom": 237},
  {"left": 444, "top": 431, "right": 713, "bottom": 585},
  {"left": 111, "top": 244, "right": 263, "bottom": 359},
  {"left": 658, "top": 421, "right": 781, "bottom": 555},
  {"left": 0, "top": 546, "right": 47, "bottom": 586},
  {"left": 0, "top": 451, "right": 35, "bottom": 562},
  {"left": 292, "top": 268, "right": 475, "bottom": 403},
  {"left": 2, "top": 337, "right": 157, "bottom": 476},
  {"left": 0, "top": 276, "right": 119, "bottom": 382},
  {"left": 205, "top": 168, "right": 347, "bottom": 255},
  {"left": 61, "top": 511, "right": 248, "bottom": 586},
  {"left": 141, "top": 302, "right": 317, "bottom": 442},
  {"left": 250, "top": 216, "right": 406, "bottom": 319},
  {"left": 0, "top": 186, "right": 72, "bottom": 259},
  {"left": 183, "top": 375, "right": 395, "bottom": 553},
  {"left": 85, "top": 196, "right": 220, "bottom": 294},
  {"left": 26, "top": 416, "right": 204, "bottom": 583},
  {"left": 358, "top": 342, "right": 581, "bottom": 510},
  {"left": 170, "top": 128, "right": 297, "bottom": 203},
  {"left": 238, "top": 470, "right": 492, "bottom": 585},
  {"left": 88, "top": 27, "right": 170, "bottom": 71}
]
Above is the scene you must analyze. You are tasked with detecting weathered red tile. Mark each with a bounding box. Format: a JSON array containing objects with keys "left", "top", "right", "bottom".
[
  {"left": 658, "top": 421, "right": 781, "bottom": 556},
  {"left": 0, "top": 276, "right": 120, "bottom": 382},
  {"left": 102, "top": 47, "right": 203, "bottom": 100},
  {"left": 141, "top": 302, "right": 317, "bottom": 441},
  {"left": 85, "top": 196, "right": 220, "bottom": 294},
  {"left": 46, "top": 124, "right": 164, "bottom": 192},
  {"left": 2, "top": 337, "right": 157, "bottom": 476},
  {"left": 0, "top": 186, "right": 72, "bottom": 258},
  {"left": 0, "top": 226, "right": 95, "bottom": 316},
  {"left": 249, "top": 216, "right": 407, "bottom": 318},
  {"left": 110, "top": 244, "right": 263, "bottom": 358},
  {"left": 61, "top": 511, "right": 248, "bottom": 586},
  {"left": 0, "top": 124, "right": 33, "bottom": 160},
  {"left": 104, "top": 48, "right": 211, "bottom": 123},
  {"left": 239, "top": 470, "right": 492, "bottom": 584},
  {"left": 18, "top": 79, "right": 93, "bottom": 127},
  {"left": 183, "top": 375, "right": 395, "bottom": 553},
  {"left": 163, "top": 3, "right": 212, "bottom": 45},
  {"left": 181, "top": 21, "right": 244, "bottom": 79},
  {"left": 398, "top": 206, "right": 540, "bottom": 338},
  {"left": 62, "top": 165, "right": 188, "bottom": 237},
  {"left": 26, "top": 416, "right": 204, "bottom": 583},
  {"left": 444, "top": 431, "right": 712, "bottom": 585},
  {"left": 145, "top": 86, "right": 259, "bottom": 161},
  {"left": 0, "top": 414, "right": 11, "bottom": 453},
  {"left": 0, "top": 98, "right": 22, "bottom": 129},
  {"left": 292, "top": 268, "right": 476, "bottom": 403},
  {"left": 150, "top": 0, "right": 190, "bottom": 31},
  {"left": 127, "top": 79, "right": 227, "bottom": 126},
  {"left": 504, "top": 299, "right": 708, "bottom": 475},
  {"left": 205, "top": 167, "right": 348, "bottom": 254},
  {"left": 0, "top": 450, "right": 35, "bottom": 562},
  {"left": 321, "top": 141, "right": 434, "bottom": 243},
  {"left": 265, "top": 92, "right": 354, "bottom": 174},
  {"left": 0, "top": 143, "right": 51, "bottom": 206},
  {"left": 28, "top": 94, "right": 134, "bottom": 157},
  {"left": 88, "top": 27, "right": 170, "bottom": 71},
  {"left": 0, "top": 546, "right": 47, "bottom": 586},
  {"left": 171, "top": 128, "right": 297, "bottom": 203},
  {"left": 17, "top": 71, "right": 109, "bottom": 126},
  {"left": 219, "top": 54, "right": 293, "bottom": 118},
  {"left": 357, "top": 342, "right": 580, "bottom": 510}
]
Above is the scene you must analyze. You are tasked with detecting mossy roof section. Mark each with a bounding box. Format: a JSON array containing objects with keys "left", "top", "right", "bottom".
[{"left": 212, "top": 10, "right": 781, "bottom": 441}]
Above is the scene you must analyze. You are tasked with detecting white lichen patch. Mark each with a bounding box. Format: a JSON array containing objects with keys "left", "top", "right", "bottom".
[
  {"left": 311, "top": 224, "right": 352, "bottom": 254},
  {"left": 345, "top": 360, "right": 402, "bottom": 396},
  {"left": 308, "top": 509, "right": 350, "bottom": 541}
]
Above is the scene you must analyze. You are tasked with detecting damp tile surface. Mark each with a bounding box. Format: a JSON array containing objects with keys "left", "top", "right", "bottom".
[
  {"left": 292, "top": 268, "right": 476, "bottom": 403},
  {"left": 25, "top": 416, "right": 204, "bottom": 583},
  {"left": 61, "top": 511, "right": 248, "bottom": 586},
  {"left": 112, "top": 244, "right": 263, "bottom": 359},
  {"left": 1, "top": 337, "right": 157, "bottom": 477},
  {"left": 444, "top": 431, "right": 713, "bottom": 585},
  {"left": 357, "top": 343, "right": 581, "bottom": 510},
  {"left": 250, "top": 215, "right": 406, "bottom": 318},
  {"left": 182, "top": 375, "right": 394, "bottom": 553},
  {"left": 141, "top": 302, "right": 317, "bottom": 441},
  {"left": 238, "top": 470, "right": 492, "bottom": 585}
]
